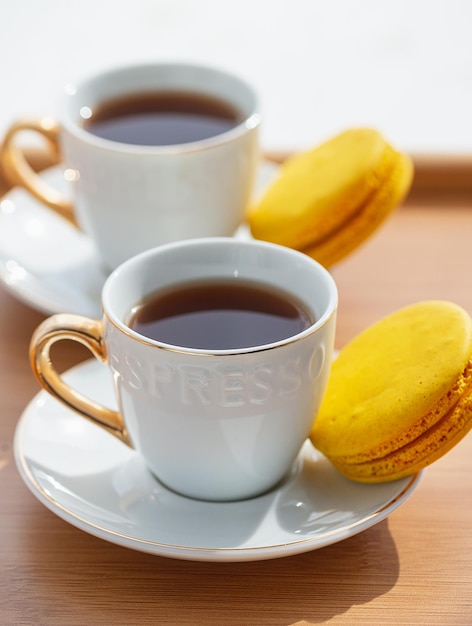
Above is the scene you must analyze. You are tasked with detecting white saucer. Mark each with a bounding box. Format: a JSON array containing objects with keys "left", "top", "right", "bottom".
[
  {"left": 14, "top": 359, "right": 422, "bottom": 562},
  {"left": 0, "top": 167, "right": 105, "bottom": 316},
  {"left": 0, "top": 163, "right": 278, "bottom": 317}
]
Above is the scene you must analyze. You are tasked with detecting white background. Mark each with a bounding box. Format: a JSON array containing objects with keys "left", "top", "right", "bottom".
[{"left": 0, "top": 0, "right": 471, "bottom": 155}]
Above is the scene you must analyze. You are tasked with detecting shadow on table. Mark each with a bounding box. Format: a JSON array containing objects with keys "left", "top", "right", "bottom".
[{"left": 21, "top": 504, "right": 399, "bottom": 625}]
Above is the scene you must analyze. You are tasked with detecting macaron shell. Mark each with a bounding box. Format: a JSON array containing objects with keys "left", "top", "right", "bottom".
[
  {"left": 247, "top": 128, "right": 392, "bottom": 251},
  {"left": 301, "top": 148, "right": 413, "bottom": 267},
  {"left": 310, "top": 302, "right": 472, "bottom": 464}
]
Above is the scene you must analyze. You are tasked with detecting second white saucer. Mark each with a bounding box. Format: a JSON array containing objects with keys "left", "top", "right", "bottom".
[{"left": 0, "top": 166, "right": 105, "bottom": 316}]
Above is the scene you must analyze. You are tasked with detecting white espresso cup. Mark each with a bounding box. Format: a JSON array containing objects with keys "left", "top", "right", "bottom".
[
  {"left": 29, "top": 238, "right": 337, "bottom": 501},
  {"left": 0, "top": 62, "right": 260, "bottom": 270}
]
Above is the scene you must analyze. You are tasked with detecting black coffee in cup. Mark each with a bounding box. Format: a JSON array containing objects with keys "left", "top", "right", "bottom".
[
  {"left": 83, "top": 91, "right": 242, "bottom": 146},
  {"left": 128, "top": 279, "right": 314, "bottom": 350}
]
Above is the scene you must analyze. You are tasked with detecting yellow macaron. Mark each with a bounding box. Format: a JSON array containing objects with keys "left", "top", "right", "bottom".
[
  {"left": 248, "top": 128, "right": 413, "bottom": 267},
  {"left": 310, "top": 301, "right": 472, "bottom": 482}
]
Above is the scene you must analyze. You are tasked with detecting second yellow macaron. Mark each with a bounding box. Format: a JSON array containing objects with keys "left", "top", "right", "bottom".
[{"left": 248, "top": 128, "right": 413, "bottom": 267}]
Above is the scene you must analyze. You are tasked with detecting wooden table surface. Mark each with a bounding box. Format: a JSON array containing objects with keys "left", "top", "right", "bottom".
[{"left": 1, "top": 154, "right": 472, "bottom": 625}]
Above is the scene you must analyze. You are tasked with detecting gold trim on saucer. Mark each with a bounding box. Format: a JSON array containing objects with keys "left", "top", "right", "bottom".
[{"left": 14, "top": 397, "right": 422, "bottom": 562}]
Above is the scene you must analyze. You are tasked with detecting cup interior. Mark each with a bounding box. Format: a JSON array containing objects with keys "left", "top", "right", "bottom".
[
  {"left": 63, "top": 62, "right": 259, "bottom": 147},
  {"left": 103, "top": 238, "right": 338, "bottom": 354}
]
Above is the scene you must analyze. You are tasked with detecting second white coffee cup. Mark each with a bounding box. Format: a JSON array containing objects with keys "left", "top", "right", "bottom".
[{"left": 1, "top": 62, "right": 260, "bottom": 270}]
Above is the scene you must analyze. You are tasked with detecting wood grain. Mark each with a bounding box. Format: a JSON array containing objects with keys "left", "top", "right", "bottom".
[{"left": 1, "top": 151, "right": 472, "bottom": 625}]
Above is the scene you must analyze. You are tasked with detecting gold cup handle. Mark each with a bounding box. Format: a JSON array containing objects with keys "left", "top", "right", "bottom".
[
  {"left": 0, "top": 118, "right": 77, "bottom": 227},
  {"left": 30, "top": 313, "right": 133, "bottom": 448}
]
